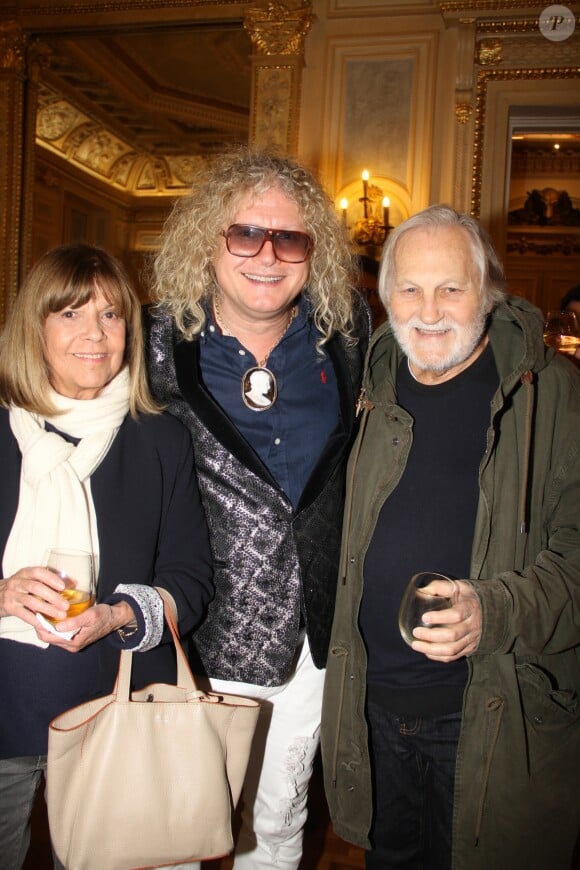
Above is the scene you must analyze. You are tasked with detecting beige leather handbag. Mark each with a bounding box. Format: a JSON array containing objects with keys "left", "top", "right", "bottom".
[{"left": 47, "top": 589, "right": 260, "bottom": 870}]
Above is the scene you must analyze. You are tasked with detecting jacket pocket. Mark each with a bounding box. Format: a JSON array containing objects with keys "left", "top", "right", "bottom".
[
  {"left": 516, "top": 662, "right": 579, "bottom": 733},
  {"left": 514, "top": 662, "right": 580, "bottom": 837}
]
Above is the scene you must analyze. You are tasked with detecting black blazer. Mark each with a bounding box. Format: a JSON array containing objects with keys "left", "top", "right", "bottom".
[
  {"left": 147, "top": 299, "right": 370, "bottom": 684},
  {"left": 0, "top": 408, "right": 213, "bottom": 756}
]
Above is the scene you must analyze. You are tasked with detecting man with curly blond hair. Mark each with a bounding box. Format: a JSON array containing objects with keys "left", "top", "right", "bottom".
[{"left": 147, "top": 148, "right": 370, "bottom": 869}]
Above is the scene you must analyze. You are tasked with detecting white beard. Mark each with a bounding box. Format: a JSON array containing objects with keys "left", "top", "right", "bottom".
[{"left": 388, "top": 308, "right": 488, "bottom": 375}]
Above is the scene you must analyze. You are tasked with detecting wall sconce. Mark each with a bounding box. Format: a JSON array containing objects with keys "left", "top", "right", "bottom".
[{"left": 340, "top": 170, "right": 393, "bottom": 254}]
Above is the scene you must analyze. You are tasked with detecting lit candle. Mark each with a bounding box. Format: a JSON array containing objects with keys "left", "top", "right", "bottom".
[
  {"left": 382, "top": 196, "right": 390, "bottom": 228},
  {"left": 362, "top": 170, "right": 369, "bottom": 199},
  {"left": 362, "top": 170, "right": 369, "bottom": 218},
  {"left": 340, "top": 197, "right": 348, "bottom": 226}
]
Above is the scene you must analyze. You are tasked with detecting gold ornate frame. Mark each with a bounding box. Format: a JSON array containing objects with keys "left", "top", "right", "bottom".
[{"left": 472, "top": 66, "right": 580, "bottom": 218}]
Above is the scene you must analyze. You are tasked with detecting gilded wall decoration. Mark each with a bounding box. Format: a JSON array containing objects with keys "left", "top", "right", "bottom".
[
  {"left": 37, "top": 100, "right": 81, "bottom": 141},
  {"left": 110, "top": 154, "right": 134, "bottom": 187},
  {"left": 252, "top": 66, "right": 293, "bottom": 150},
  {"left": 478, "top": 39, "right": 502, "bottom": 65},
  {"left": 506, "top": 234, "right": 580, "bottom": 257},
  {"left": 477, "top": 19, "right": 549, "bottom": 35},
  {"left": 75, "top": 130, "right": 132, "bottom": 174},
  {"left": 10, "top": 0, "right": 243, "bottom": 12},
  {"left": 478, "top": 34, "right": 580, "bottom": 67},
  {"left": 35, "top": 82, "right": 210, "bottom": 194},
  {"left": 244, "top": 2, "right": 313, "bottom": 56},
  {"left": 0, "top": 21, "right": 26, "bottom": 72},
  {"left": 455, "top": 102, "right": 473, "bottom": 124},
  {"left": 167, "top": 155, "right": 207, "bottom": 186},
  {"left": 244, "top": 2, "right": 310, "bottom": 153},
  {"left": 472, "top": 67, "right": 580, "bottom": 217},
  {"left": 440, "top": 1, "right": 562, "bottom": 11}
]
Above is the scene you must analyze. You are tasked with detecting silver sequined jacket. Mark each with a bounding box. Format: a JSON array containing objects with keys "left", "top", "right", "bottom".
[{"left": 147, "top": 301, "right": 369, "bottom": 686}]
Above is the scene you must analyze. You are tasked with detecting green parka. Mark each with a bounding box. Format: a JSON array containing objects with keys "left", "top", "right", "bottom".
[{"left": 321, "top": 296, "right": 580, "bottom": 870}]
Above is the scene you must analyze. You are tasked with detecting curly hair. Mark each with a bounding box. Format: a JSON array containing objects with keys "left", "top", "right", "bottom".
[
  {"left": 379, "top": 204, "right": 506, "bottom": 314},
  {"left": 0, "top": 243, "right": 160, "bottom": 418},
  {"left": 151, "top": 147, "right": 356, "bottom": 343}
]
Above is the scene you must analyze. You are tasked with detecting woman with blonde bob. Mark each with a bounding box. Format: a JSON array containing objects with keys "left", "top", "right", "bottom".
[
  {"left": 147, "top": 147, "right": 370, "bottom": 870},
  {"left": 0, "top": 243, "right": 212, "bottom": 870}
]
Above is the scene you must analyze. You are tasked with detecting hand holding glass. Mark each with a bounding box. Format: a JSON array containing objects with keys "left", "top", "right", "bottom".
[
  {"left": 44, "top": 549, "right": 96, "bottom": 623},
  {"left": 398, "top": 572, "right": 459, "bottom": 646},
  {"left": 543, "top": 311, "right": 580, "bottom": 358}
]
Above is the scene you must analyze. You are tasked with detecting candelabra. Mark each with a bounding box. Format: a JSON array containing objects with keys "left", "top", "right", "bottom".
[{"left": 339, "top": 170, "right": 392, "bottom": 252}]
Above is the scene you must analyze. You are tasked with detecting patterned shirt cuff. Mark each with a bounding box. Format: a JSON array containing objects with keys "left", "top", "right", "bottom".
[{"left": 111, "top": 584, "right": 164, "bottom": 652}]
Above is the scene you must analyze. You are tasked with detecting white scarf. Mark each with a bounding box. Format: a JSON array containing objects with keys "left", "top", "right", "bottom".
[{"left": 0, "top": 367, "right": 130, "bottom": 648}]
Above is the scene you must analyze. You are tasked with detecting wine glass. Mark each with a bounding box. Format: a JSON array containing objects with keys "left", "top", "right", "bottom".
[
  {"left": 543, "top": 310, "right": 580, "bottom": 358},
  {"left": 398, "top": 572, "right": 458, "bottom": 647},
  {"left": 44, "top": 548, "right": 96, "bottom": 624}
]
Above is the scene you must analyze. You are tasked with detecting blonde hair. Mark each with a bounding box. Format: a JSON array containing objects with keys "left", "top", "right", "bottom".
[
  {"left": 0, "top": 243, "right": 160, "bottom": 417},
  {"left": 379, "top": 204, "right": 506, "bottom": 314},
  {"left": 151, "top": 147, "right": 356, "bottom": 343}
]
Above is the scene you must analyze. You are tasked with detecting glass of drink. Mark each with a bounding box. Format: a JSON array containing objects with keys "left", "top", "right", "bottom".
[
  {"left": 44, "top": 548, "right": 96, "bottom": 623},
  {"left": 543, "top": 311, "right": 580, "bottom": 358},
  {"left": 398, "top": 571, "right": 458, "bottom": 646}
]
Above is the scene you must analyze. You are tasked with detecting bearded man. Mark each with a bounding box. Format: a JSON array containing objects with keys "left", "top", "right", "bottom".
[{"left": 322, "top": 205, "right": 580, "bottom": 870}]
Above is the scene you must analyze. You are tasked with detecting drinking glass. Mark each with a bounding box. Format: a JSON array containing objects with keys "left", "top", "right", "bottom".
[
  {"left": 398, "top": 571, "right": 458, "bottom": 646},
  {"left": 44, "top": 548, "right": 96, "bottom": 623},
  {"left": 543, "top": 310, "right": 580, "bottom": 358}
]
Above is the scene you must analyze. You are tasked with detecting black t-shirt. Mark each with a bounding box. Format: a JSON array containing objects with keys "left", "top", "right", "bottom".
[{"left": 360, "top": 343, "right": 498, "bottom": 716}]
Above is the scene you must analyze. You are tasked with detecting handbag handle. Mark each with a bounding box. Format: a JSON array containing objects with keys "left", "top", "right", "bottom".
[{"left": 115, "top": 588, "right": 203, "bottom": 702}]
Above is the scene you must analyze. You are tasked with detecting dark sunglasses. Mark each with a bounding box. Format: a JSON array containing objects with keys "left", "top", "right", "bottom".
[{"left": 221, "top": 224, "right": 313, "bottom": 264}]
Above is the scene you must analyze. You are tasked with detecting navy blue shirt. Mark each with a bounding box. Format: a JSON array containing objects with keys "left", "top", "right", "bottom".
[{"left": 199, "top": 297, "right": 341, "bottom": 508}]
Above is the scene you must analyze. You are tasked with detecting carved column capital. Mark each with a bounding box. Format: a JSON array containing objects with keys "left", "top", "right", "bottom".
[
  {"left": 244, "top": 2, "right": 313, "bottom": 154},
  {"left": 244, "top": 1, "right": 313, "bottom": 57}
]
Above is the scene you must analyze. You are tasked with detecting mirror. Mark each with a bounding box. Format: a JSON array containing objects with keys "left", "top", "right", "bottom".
[
  {"left": 476, "top": 74, "right": 580, "bottom": 316},
  {"left": 36, "top": 21, "right": 252, "bottom": 196},
  {"left": 504, "top": 109, "right": 580, "bottom": 315},
  {"left": 28, "top": 12, "right": 253, "bottom": 294}
]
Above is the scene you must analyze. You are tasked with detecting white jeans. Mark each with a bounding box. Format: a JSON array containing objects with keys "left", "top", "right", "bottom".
[{"left": 170, "top": 634, "right": 325, "bottom": 870}]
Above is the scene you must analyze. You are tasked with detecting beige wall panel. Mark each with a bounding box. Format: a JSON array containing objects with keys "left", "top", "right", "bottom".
[{"left": 304, "top": 26, "right": 440, "bottom": 229}]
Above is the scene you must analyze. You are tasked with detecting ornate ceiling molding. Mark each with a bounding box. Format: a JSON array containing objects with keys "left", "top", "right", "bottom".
[{"left": 36, "top": 82, "right": 208, "bottom": 195}]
